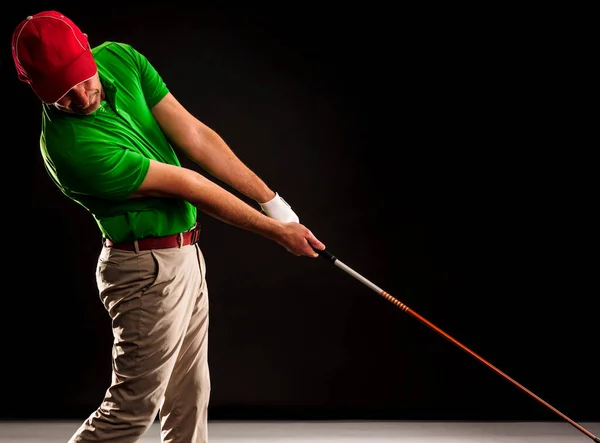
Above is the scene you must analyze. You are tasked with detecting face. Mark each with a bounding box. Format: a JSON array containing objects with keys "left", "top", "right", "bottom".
[{"left": 53, "top": 73, "right": 104, "bottom": 115}]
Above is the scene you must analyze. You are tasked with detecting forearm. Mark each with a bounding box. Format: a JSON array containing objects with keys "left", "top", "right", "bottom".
[
  {"left": 151, "top": 93, "right": 274, "bottom": 204},
  {"left": 148, "top": 93, "right": 314, "bottom": 251},
  {"left": 131, "top": 160, "right": 323, "bottom": 257},
  {"left": 190, "top": 174, "right": 280, "bottom": 239},
  {"left": 187, "top": 124, "right": 275, "bottom": 203},
  {"left": 133, "top": 162, "right": 282, "bottom": 240}
]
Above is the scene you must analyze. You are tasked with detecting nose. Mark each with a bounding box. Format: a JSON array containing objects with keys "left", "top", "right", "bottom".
[{"left": 70, "top": 87, "right": 90, "bottom": 108}]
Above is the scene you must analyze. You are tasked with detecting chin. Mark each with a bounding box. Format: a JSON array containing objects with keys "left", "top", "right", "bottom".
[{"left": 77, "top": 102, "right": 101, "bottom": 115}]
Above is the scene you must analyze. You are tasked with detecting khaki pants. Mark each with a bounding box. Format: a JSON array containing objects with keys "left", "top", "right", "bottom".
[{"left": 69, "top": 243, "right": 210, "bottom": 443}]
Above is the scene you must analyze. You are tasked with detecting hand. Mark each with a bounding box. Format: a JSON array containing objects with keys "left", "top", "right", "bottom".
[
  {"left": 278, "top": 223, "right": 325, "bottom": 258},
  {"left": 259, "top": 192, "right": 299, "bottom": 223}
]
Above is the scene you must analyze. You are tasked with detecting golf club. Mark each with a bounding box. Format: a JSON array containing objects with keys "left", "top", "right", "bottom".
[{"left": 314, "top": 248, "right": 598, "bottom": 442}]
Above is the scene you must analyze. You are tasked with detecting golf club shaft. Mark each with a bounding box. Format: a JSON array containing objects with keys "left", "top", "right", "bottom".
[{"left": 316, "top": 248, "right": 598, "bottom": 442}]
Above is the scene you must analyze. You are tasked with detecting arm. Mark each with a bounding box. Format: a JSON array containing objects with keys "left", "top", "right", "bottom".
[
  {"left": 129, "top": 159, "right": 324, "bottom": 257},
  {"left": 151, "top": 92, "right": 275, "bottom": 204}
]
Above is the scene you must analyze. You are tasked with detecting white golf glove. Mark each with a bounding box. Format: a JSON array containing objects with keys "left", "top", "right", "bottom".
[{"left": 259, "top": 192, "right": 299, "bottom": 223}]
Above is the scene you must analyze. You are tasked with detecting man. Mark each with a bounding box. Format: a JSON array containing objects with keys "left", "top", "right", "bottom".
[{"left": 12, "top": 10, "right": 326, "bottom": 443}]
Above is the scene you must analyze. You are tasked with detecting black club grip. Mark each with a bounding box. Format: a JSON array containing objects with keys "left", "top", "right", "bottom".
[{"left": 314, "top": 248, "right": 336, "bottom": 263}]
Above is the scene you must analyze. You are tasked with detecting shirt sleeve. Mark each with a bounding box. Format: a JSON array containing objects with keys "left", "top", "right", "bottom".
[
  {"left": 49, "top": 140, "right": 151, "bottom": 201},
  {"left": 129, "top": 43, "right": 170, "bottom": 109}
]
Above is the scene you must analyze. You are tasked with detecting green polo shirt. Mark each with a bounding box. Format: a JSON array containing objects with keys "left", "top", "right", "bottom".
[{"left": 40, "top": 41, "right": 197, "bottom": 243}]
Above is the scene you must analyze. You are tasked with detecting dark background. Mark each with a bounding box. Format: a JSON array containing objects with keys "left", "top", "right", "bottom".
[{"left": 1, "top": 3, "right": 597, "bottom": 424}]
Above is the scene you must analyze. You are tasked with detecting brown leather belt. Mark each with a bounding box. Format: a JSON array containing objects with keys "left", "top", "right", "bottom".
[{"left": 104, "top": 225, "right": 201, "bottom": 252}]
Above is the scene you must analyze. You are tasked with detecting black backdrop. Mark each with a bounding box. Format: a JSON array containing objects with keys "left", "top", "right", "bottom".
[{"left": 2, "top": 3, "right": 597, "bottom": 423}]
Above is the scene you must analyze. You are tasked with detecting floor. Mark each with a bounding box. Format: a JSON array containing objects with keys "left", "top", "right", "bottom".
[{"left": 1, "top": 420, "right": 598, "bottom": 442}]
